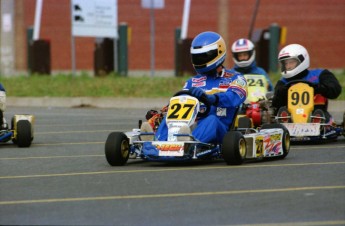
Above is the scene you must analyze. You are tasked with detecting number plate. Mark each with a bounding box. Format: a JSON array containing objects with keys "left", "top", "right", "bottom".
[
  {"left": 282, "top": 123, "right": 320, "bottom": 136},
  {"left": 244, "top": 74, "right": 268, "bottom": 103},
  {"left": 166, "top": 96, "right": 199, "bottom": 122},
  {"left": 288, "top": 83, "right": 314, "bottom": 123}
]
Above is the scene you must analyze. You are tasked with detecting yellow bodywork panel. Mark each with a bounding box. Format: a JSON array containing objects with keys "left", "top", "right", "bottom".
[{"left": 287, "top": 83, "right": 314, "bottom": 123}]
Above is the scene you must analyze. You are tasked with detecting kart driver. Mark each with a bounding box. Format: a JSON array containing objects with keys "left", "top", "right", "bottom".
[
  {"left": 231, "top": 38, "right": 274, "bottom": 92},
  {"left": 151, "top": 31, "right": 247, "bottom": 144},
  {"left": 272, "top": 44, "right": 342, "bottom": 122}
]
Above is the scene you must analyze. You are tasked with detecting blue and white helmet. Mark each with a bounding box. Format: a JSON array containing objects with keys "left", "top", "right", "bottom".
[
  {"left": 231, "top": 38, "right": 255, "bottom": 68},
  {"left": 190, "top": 31, "right": 226, "bottom": 74}
]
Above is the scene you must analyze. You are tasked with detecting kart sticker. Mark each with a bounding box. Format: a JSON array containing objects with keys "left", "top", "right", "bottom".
[
  {"left": 255, "top": 136, "right": 264, "bottom": 157},
  {"left": 153, "top": 142, "right": 184, "bottom": 156},
  {"left": 263, "top": 134, "right": 283, "bottom": 156}
]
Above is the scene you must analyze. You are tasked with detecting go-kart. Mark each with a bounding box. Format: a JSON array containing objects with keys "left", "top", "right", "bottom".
[
  {"left": 105, "top": 90, "right": 290, "bottom": 166},
  {"left": 0, "top": 113, "right": 35, "bottom": 147},
  {"left": 236, "top": 74, "right": 274, "bottom": 128},
  {"left": 273, "top": 80, "right": 345, "bottom": 142}
]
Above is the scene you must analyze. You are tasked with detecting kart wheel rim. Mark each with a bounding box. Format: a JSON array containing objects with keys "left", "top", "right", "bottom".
[
  {"left": 281, "top": 111, "right": 289, "bottom": 123},
  {"left": 121, "top": 140, "right": 129, "bottom": 158},
  {"left": 312, "top": 113, "right": 321, "bottom": 123},
  {"left": 239, "top": 138, "right": 246, "bottom": 157}
]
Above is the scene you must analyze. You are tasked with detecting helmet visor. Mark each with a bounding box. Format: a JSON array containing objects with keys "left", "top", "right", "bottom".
[
  {"left": 191, "top": 49, "right": 218, "bottom": 66},
  {"left": 279, "top": 57, "right": 301, "bottom": 72},
  {"left": 233, "top": 50, "right": 253, "bottom": 62}
]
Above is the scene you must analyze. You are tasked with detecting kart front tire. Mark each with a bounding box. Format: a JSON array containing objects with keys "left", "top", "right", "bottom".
[
  {"left": 15, "top": 120, "right": 32, "bottom": 147},
  {"left": 105, "top": 132, "right": 130, "bottom": 166},
  {"left": 261, "top": 123, "right": 290, "bottom": 159},
  {"left": 222, "top": 131, "right": 247, "bottom": 165}
]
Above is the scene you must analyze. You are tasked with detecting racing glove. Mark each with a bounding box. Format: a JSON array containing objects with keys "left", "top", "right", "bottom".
[
  {"left": 189, "top": 87, "right": 204, "bottom": 98},
  {"left": 207, "top": 94, "right": 218, "bottom": 105},
  {"left": 190, "top": 87, "right": 218, "bottom": 105},
  {"left": 311, "top": 83, "right": 323, "bottom": 94}
]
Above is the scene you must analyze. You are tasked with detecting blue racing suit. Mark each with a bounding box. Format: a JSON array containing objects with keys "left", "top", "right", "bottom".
[
  {"left": 0, "top": 83, "right": 5, "bottom": 92},
  {"left": 232, "top": 61, "right": 273, "bottom": 91},
  {"left": 155, "top": 68, "right": 247, "bottom": 144}
]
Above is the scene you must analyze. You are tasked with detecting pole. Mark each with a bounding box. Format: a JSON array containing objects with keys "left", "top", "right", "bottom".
[
  {"left": 181, "top": 0, "right": 191, "bottom": 40},
  {"left": 248, "top": 0, "right": 260, "bottom": 39},
  {"left": 33, "top": 0, "right": 43, "bottom": 40},
  {"left": 70, "top": 2, "right": 76, "bottom": 76},
  {"left": 150, "top": 0, "right": 155, "bottom": 77}
]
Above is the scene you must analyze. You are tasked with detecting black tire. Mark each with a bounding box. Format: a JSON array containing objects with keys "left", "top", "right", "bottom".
[
  {"left": 222, "top": 131, "right": 247, "bottom": 165},
  {"left": 261, "top": 123, "right": 290, "bottom": 159},
  {"left": 16, "top": 120, "right": 32, "bottom": 147},
  {"left": 105, "top": 132, "right": 130, "bottom": 166}
]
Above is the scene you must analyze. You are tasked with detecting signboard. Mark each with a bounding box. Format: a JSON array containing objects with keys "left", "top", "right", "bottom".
[
  {"left": 141, "top": 0, "right": 164, "bottom": 9},
  {"left": 71, "top": 0, "right": 118, "bottom": 38}
]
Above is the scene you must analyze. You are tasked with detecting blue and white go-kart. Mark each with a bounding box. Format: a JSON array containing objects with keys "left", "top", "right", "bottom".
[
  {"left": 0, "top": 114, "right": 34, "bottom": 147},
  {"left": 105, "top": 90, "right": 290, "bottom": 166}
]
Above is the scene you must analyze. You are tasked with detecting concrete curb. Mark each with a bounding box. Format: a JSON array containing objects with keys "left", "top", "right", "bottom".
[
  {"left": 6, "top": 97, "right": 345, "bottom": 112},
  {"left": 7, "top": 97, "right": 170, "bottom": 109}
]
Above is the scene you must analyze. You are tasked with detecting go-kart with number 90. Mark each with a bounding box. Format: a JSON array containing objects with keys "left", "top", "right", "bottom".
[
  {"left": 105, "top": 90, "right": 290, "bottom": 166},
  {"left": 274, "top": 80, "right": 345, "bottom": 142}
]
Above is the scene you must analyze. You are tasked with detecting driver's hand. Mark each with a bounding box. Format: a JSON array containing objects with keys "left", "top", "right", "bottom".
[
  {"left": 207, "top": 94, "right": 218, "bottom": 105},
  {"left": 311, "top": 83, "right": 322, "bottom": 94},
  {"left": 189, "top": 87, "right": 205, "bottom": 98}
]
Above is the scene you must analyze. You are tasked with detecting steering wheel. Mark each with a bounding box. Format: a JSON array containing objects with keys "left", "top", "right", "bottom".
[{"left": 173, "top": 90, "right": 211, "bottom": 117}]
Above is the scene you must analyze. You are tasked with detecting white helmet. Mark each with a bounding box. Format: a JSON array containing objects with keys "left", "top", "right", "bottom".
[
  {"left": 278, "top": 44, "right": 310, "bottom": 79},
  {"left": 231, "top": 38, "right": 255, "bottom": 68}
]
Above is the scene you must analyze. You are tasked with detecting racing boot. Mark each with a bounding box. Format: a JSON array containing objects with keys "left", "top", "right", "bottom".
[{"left": 140, "top": 122, "right": 154, "bottom": 141}]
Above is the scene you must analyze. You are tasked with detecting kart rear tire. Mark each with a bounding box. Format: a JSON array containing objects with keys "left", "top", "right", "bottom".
[
  {"left": 277, "top": 107, "right": 291, "bottom": 123},
  {"left": 105, "top": 132, "right": 130, "bottom": 166},
  {"left": 15, "top": 120, "right": 32, "bottom": 147},
  {"left": 222, "top": 131, "right": 247, "bottom": 165},
  {"left": 261, "top": 123, "right": 290, "bottom": 159}
]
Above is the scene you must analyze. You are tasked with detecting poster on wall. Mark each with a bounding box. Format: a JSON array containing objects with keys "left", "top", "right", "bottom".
[
  {"left": 141, "top": 0, "right": 164, "bottom": 9},
  {"left": 71, "top": 0, "right": 118, "bottom": 38}
]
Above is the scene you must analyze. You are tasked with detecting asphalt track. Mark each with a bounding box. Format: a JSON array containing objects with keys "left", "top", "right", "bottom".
[{"left": 0, "top": 106, "right": 344, "bottom": 225}]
